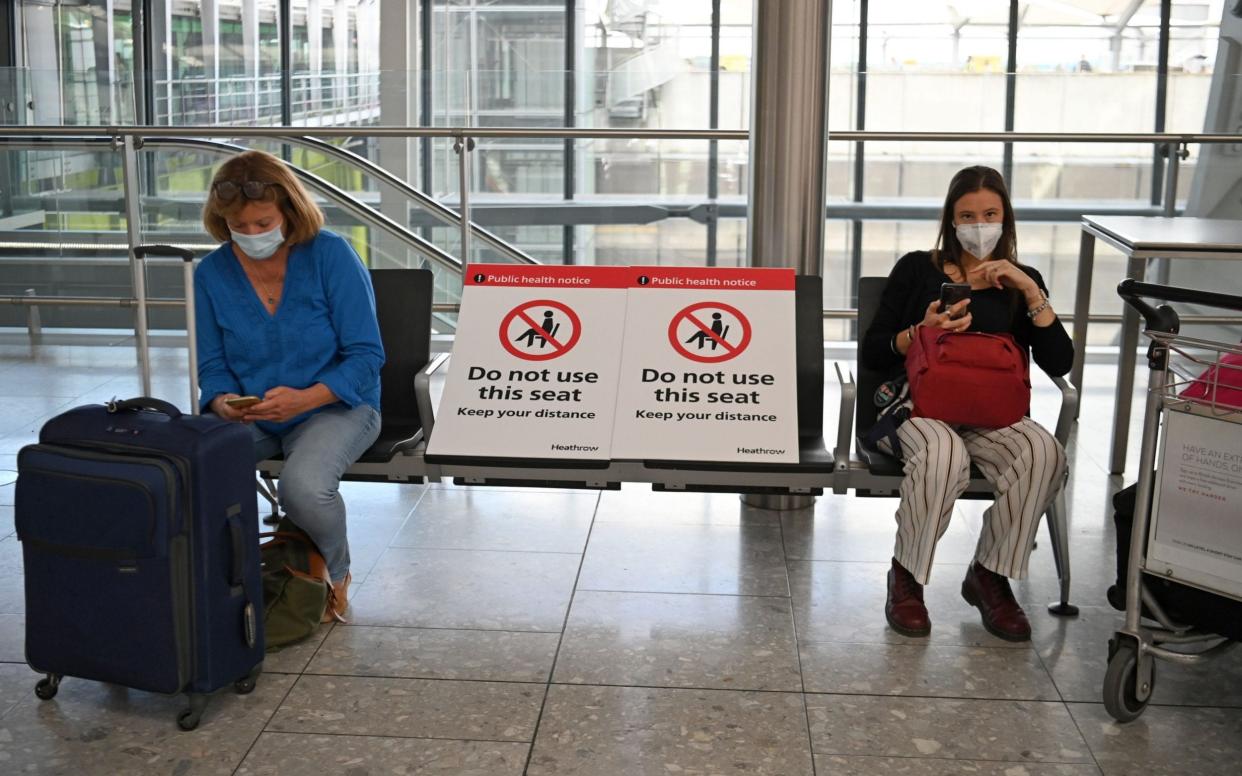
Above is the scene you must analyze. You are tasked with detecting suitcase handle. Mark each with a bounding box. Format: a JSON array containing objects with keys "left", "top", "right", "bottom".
[
  {"left": 107, "top": 396, "right": 183, "bottom": 419},
  {"left": 227, "top": 511, "right": 246, "bottom": 588},
  {"left": 132, "top": 244, "right": 195, "bottom": 262}
]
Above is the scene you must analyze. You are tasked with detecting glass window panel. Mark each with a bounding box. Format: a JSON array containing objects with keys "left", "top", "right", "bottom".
[
  {"left": 149, "top": 0, "right": 283, "bottom": 126},
  {"left": 860, "top": 11, "right": 1008, "bottom": 221},
  {"left": 1165, "top": 0, "right": 1223, "bottom": 133},
  {"left": 1014, "top": 1, "right": 1168, "bottom": 140},
  {"left": 432, "top": 1, "right": 566, "bottom": 205},
  {"left": 15, "top": 0, "right": 133, "bottom": 125},
  {"left": 714, "top": 217, "right": 748, "bottom": 268},
  {"left": 0, "top": 143, "right": 180, "bottom": 331},
  {"left": 578, "top": 220, "right": 707, "bottom": 265},
  {"left": 578, "top": 1, "right": 711, "bottom": 200},
  {"left": 718, "top": 0, "right": 751, "bottom": 132}
]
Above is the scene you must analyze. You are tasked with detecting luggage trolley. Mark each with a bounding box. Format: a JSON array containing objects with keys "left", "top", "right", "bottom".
[{"left": 1104, "top": 279, "right": 1242, "bottom": 722}]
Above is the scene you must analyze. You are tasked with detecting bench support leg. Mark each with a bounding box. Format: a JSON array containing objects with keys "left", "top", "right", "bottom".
[
  {"left": 257, "top": 475, "right": 281, "bottom": 526},
  {"left": 740, "top": 494, "right": 816, "bottom": 511},
  {"left": 1045, "top": 488, "right": 1078, "bottom": 617}
]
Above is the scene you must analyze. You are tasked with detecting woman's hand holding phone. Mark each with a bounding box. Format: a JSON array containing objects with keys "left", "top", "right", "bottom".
[
  {"left": 921, "top": 297, "right": 972, "bottom": 332},
  {"left": 241, "top": 384, "right": 337, "bottom": 425},
  {"left": 210, "top": 393, "right": 252, "bottom": 421},
  {"left": 938, "top": 282, "right": 971, "bottom": 317}
]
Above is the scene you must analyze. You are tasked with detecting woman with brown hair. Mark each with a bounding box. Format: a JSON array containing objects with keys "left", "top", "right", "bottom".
[
  {"left": 196, "top": 149, "right": 384, "bottom": 621},
  {"left": 860, "top": 165, "right": 1073, "bottom": 642}
]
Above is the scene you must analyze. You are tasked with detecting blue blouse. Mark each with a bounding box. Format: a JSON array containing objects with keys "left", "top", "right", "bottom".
[{"left": 194, "top": 230, "right": 385, "bottom": 434}]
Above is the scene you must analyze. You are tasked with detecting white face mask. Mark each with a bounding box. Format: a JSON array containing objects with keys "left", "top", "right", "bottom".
[
  {"left": 955, "top": 222, "right": 1003, "bottom": 260},
  {"left": 230, "top": 222, "right": 284, "bottom": 260}
]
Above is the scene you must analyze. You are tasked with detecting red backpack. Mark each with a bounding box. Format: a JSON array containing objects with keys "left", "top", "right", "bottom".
[{"left": 905, "top": 328, "right": 1031, "bottom": 429}]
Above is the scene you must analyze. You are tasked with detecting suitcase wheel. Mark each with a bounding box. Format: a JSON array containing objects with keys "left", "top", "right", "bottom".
[
  {"left": 177, "top": 694, "right": 208, "bottom": 731},
  {"left": 34, "top": 674, "right": 61, "bottom": 701},
  {"left": 233, "top": 665, "right": 262, "bottom": 695}
]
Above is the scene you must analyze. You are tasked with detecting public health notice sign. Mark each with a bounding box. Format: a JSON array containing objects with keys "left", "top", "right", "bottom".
[
  {"left": 609, "top": 266, "right": 800, "bottom": 463},
  {"left": 1150, "top": 409, "right": 1242, "bottom": 599},
  {"left": 427, "top": 264, "right": 628, "bottom": 460}
]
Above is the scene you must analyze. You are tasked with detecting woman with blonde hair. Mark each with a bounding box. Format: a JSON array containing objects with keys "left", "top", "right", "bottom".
[{"left": 196, "top": 149, "right": 384, "bottom": 621}]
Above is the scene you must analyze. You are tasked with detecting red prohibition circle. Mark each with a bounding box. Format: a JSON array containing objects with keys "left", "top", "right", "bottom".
[
  {"left": 499, "top": 299, "right": 582, "bottom": 361},
  {"left": 668, "top": 301, "right": 751, "bottom": 363}
]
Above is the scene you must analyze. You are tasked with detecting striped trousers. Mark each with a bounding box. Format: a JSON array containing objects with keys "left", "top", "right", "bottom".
[{"left": 878, "top": 416, "right": 1067, "bottom": 586}]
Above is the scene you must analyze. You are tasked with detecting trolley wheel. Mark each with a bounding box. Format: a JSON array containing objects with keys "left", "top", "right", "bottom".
[
  {"left": 34, "top": 674, "right": 61, "bottom": 701},
  {"left": 1103, "top": 641, "right": 1153, "bottom": 723}
]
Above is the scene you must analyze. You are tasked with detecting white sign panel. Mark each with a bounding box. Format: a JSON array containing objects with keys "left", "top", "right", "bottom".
[
  {"left": 428, "top": 264, "right": 629, "bottom": 461},
  {"left": 1149, "top": 408, "right": 1242, "bottom": 600},
  {"left": 609, "top": 266, "right": 800, "bottom": 463}
]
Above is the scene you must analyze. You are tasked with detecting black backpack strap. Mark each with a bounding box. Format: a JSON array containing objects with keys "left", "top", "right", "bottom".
[{"left": 863, "top": 404, "right": 911, "bottom": 461}]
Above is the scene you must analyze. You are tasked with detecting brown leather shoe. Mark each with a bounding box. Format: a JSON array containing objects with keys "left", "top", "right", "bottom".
[
  {"left": 322, "top": 572, "right": 351, "bottom": 624},
  {"left": 886, "top": 558, "right": 931, "bottom": 637},
  {"left": 961, "top": 561, "right": 1030, "bottom": 641}
]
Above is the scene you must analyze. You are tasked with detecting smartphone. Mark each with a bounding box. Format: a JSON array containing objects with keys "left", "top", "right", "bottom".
[
  {"left": 939, "top": 282, "right": 971, "bottom": 318},
  {"left": 224, "top": 395, "right": 262, "bottom": 409}
]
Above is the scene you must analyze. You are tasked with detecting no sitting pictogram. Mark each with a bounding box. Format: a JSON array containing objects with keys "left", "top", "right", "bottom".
[
  {"left": 500, "top": 300, "right": 581, "bottom": 361},
  {"left": 668, "top": 302, "right": 751, "bottom": 363}
]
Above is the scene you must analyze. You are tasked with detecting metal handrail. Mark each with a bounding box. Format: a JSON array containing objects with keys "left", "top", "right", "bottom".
[
  {"left": 0, "top": 134, "right": 461, "bottom": 274},
  {"left": 287, "top": 135, "right": 537, "bottom": 264},
  {"left": 0, "top": 133, "right": 533, "bottom": 267},
  {"left": 146, "top": 137, "right": 461, "bottom": 274},
  {"left": 4, "top": 294, "right": 1238, "bottom": 328},
  {"left": 0, "top": 126, "right": 1237, "bottom": 143},
  {"left": 6, "top": 125, "right": 1241, "bottom": 327}
]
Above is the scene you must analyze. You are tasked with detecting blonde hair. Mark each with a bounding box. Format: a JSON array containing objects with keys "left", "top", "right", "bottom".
[{"left": 202, "top": 150, "right": 324, "bottom": 246}]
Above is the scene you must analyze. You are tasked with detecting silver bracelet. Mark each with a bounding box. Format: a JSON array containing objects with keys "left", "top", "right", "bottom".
[{"left": 1026, "top": 291, "right": 1050, "bottom": 319}]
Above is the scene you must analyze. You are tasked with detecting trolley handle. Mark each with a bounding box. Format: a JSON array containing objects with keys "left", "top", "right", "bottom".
[
  {"left": 131, "top": 243, "right": 200, "bottom": 415},
  {"left": 1117, "top": 279, "right": 1242, "bottom": 335}
]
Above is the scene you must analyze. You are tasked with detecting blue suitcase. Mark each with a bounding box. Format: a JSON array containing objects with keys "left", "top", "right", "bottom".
[{"left": 15, "top": 396, "right": 264, "bottom": 730}]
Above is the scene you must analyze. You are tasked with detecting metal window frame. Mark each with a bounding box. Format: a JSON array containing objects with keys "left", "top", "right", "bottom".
[
  {"left": 1003, "top": 0, "right": 1019, "bottom": 183},
  {"left": 420, "top": 0, "right": 433, "bottom": 195},
  {"left": 0, "top": 1, "right": 15, "bottom": 69},
  {"left": 563, "top": 0, "right": 575, "bottom": 264},
  {"left": 1151, "top": 0, "right": 1173, "bottom": 206},
  {"left": 850, "top": 0, "right": 868, "bottom": 310},
  {"left": 280, "top": 0, "right": 292, "bottom": 126},
  {"left": 707, "top": 0, "right": 721, "bottom": 268}
]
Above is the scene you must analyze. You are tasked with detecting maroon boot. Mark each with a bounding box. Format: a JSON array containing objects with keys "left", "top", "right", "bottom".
[
  {"left": 885, "top": 558, "right": 930, "bottom": 637},
  {"left": 961, "top": 561, "right": 1031, "bottom": 641}
]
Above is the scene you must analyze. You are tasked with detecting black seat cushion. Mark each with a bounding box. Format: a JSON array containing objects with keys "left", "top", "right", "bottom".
[{"left": 357, "top": 422, "right": 423, "bottom": 464}]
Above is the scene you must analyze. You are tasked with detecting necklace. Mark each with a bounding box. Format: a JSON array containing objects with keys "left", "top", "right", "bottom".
[
  {"left": 256, "top": 275, "right": 279, "bottom": 306},
  {"left": 243, "top": 259, "right": 283, "bottom": 308}
]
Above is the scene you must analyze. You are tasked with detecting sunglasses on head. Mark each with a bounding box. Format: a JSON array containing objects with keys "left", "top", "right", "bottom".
[{"left": 212, "top": 180, "right": 276, "bottom": 202}]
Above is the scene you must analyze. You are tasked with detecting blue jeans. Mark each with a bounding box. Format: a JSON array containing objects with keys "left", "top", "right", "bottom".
[{"left": 252, "top": 404, "right": 381, "bottom": 581}]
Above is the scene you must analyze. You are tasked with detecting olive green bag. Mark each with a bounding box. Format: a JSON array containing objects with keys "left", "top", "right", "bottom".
[{"left": 259, "top": 522, "right": 341, "bottom": 650}]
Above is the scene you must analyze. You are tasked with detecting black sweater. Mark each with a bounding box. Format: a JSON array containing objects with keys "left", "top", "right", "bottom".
[{"left": 861, "top": 251, "right": 1075, "bottom": 381}]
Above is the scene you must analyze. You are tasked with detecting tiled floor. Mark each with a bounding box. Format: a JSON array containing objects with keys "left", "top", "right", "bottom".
[{"left": 1, "top": 339, "right": 1241, "bottom": 775}]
